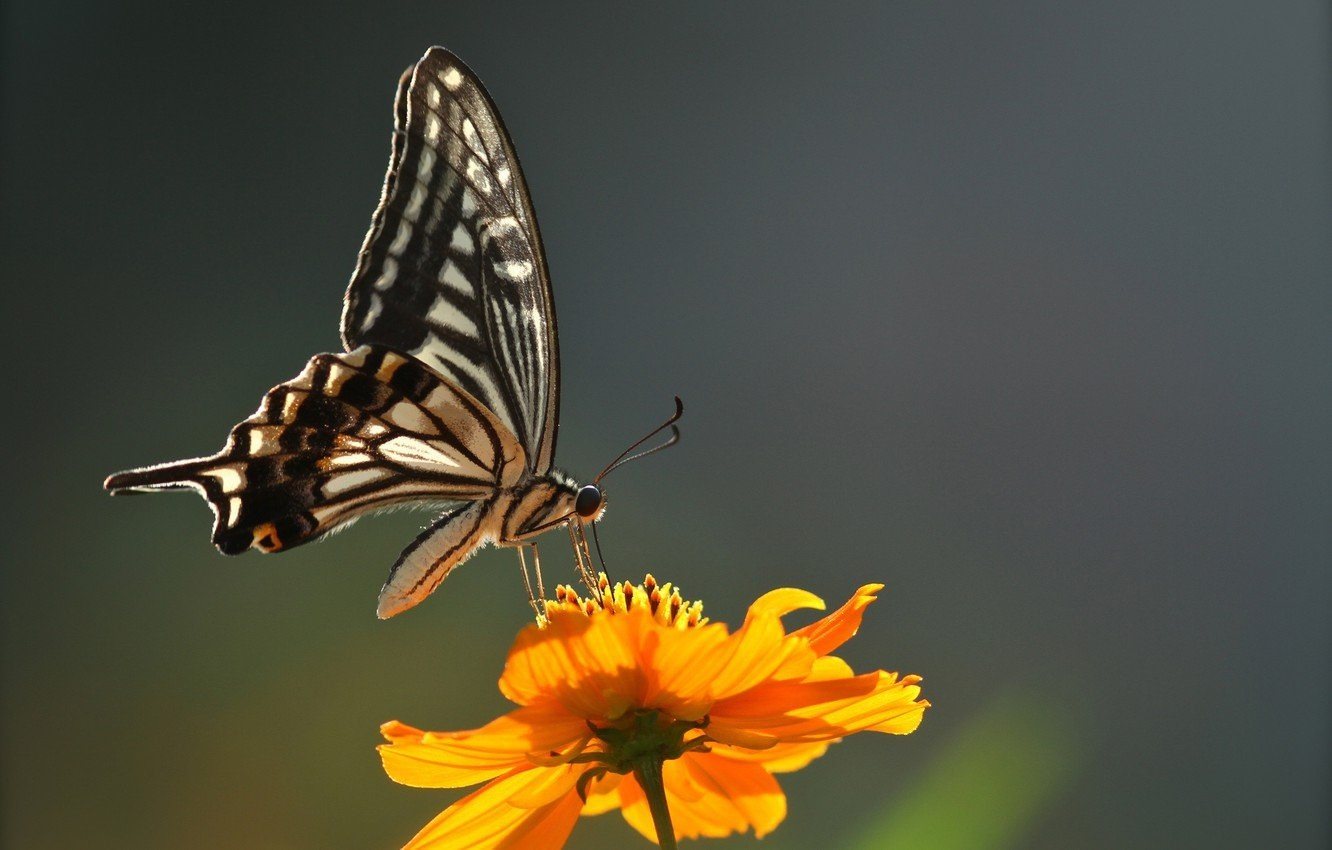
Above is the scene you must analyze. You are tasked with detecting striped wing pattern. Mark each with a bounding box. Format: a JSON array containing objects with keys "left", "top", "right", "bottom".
[
  {"left": 105, "top": 49, "right": 577, "bottom": 617},
  {"left": 105, "top": 346, "right": 525, "bottom": 555},
  {"left": 341, "top": 47, "right": 559, "bottom": 474}
]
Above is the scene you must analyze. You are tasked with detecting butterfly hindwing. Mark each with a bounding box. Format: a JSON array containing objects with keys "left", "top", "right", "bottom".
[
  {"left": 341, "top": 47, "right": 559, "bottom": 473},
  {"left": 105, "top": 346, "right": 525, "bottom": 555}
]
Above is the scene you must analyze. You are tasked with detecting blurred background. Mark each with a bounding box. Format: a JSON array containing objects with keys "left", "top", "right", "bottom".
[{"left": 2, "top": 2, "right": 1328, "bottom": 848}]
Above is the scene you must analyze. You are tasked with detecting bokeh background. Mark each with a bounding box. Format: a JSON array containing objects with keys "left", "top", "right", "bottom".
[{"left": 3, "top": 2, "right": 1328, "bottom": 848}]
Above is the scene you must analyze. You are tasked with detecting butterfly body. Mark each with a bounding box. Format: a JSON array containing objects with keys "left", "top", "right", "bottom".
[
  {"left": 374, "top": 468, "right": 601, "bottom": 619},
  {"left": 106, "top": 48, "right": 604, "bottom": 617}
]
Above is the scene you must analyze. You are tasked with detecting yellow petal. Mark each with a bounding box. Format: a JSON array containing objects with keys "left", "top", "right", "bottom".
[
  {"left": 714, "top": 670, "right": 929, "bottom": 744},
  {"left": 680, "top": 752, "right": 788, "bottom": 838},
  {"left": 802, "top": 673, "right": 927, "bottom": 737},
  {"left": 498, "top": 614, "right": 593, "bottom": 707},
  {"left": 381, "top": 720, "right": 427, "bottom": 743},
  {"left": 805, "top": 655, "right": 855, "bottom": 681},
  {"left": 508, "top": 763, "right": 582, "bottom": 809},
  {"left": 663, "top": 756, "right": 750, "bottom": 839},
  {"left": 707, "top": 739, "right": 833, "bottom": 774},
  {"left": 640, "top": 620, "right": 732, "bottom": 719},
  {"left": 705, "top": 722, "right": 780, "bottom": 750},
  {"left": 379, "top": 705, "right": 586, "bottom": 789},
  {"left": 579, "top": 772, "right": 624, "bottom": 817},
  {"left": 648, "top": 612, "right": 816, "bottom": 720},
  {"left": 499, "top": 609, "right": 651, "bottom": 720},
  {"left": 744, "top": 587, "right": 825, "bottom": 623},
  {"left": 524, "top": 735, "right": 593, "bottom": 768},
  {"left": 613, "top": 774, "right": 657, "bottom": 843},
  {"left": 705, "top": 613, "right": 816, "bottom": 701},
  {"left": 712, "top": 670, "right": 882, "bottom": 719},
  {"left": 610, "top": 755, "right": 788, "bottom": 842},
  {"left": 792, "top": 583, "right": 884, "bottom": 657},
  {"left": 401, "top": 766, "right": 583, "bottom": 850},
  {"left": 615, "top": 762, "right": 747, "bottom": 842}
]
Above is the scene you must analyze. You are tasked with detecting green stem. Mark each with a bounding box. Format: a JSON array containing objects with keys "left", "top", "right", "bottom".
[{"left": 633, "top": 757, "right": 677, "bottom": 850}]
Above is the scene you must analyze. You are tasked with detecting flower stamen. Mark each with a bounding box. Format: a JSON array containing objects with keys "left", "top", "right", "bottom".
[{"left": 541, "top": 574, "right": 708, "bottom": 629}]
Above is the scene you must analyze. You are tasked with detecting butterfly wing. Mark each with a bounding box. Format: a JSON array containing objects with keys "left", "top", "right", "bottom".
[
  {"left": 105, "top": 346, "right": 525, "bottom": 555},
  {"left": 341, "top": 47, "right": 559, "bottom": 474}
]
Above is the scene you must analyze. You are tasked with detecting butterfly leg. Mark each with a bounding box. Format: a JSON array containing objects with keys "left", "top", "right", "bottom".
[
  {"left": 530, "top": 543, "right": 547, "bottom": 607},
  {"left": 568, "top": 521, "right": 607, "bottom": 600},
  {"left": 567, "top": 523, "right": 595, "bottom": 593},
  {"left": 517, "top": 546, "right": 542, "bottom": 620}
]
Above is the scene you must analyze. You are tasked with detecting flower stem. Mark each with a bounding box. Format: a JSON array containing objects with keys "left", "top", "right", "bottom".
[{"left": 633, "top": 757, "right": 677, "bottom": 850}]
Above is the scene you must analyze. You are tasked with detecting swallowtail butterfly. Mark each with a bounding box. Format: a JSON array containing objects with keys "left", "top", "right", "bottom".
[{"left": 105, "top": 47, "right": 679, "bottom": 618}]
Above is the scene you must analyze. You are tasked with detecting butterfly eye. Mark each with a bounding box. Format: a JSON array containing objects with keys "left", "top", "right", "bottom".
[{"left": 574, "top": 485, "right": 603, "bottom": 518}]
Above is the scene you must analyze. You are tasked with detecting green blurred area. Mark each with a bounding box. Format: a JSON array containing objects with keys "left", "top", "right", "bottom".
[
  {"left": 851, "top": 693, "right": 1086, "bottom": 850},
  {"left": 3, "top": 1, "right": 1328, "bottom": 848}
]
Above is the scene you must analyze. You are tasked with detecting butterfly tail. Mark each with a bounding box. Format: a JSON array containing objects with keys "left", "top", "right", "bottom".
[
  {"left": 105, "top": 454, "right": 273, "bottom": 554},
  {"left": 104, "top": 458, "right": 215, "bottom": 494}
]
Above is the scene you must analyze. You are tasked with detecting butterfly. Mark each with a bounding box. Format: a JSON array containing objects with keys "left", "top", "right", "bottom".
[{"left": 105, "top": 47, "right": 680, "bottom": 618}]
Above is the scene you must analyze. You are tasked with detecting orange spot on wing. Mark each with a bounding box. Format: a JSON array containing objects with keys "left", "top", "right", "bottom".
[{"left": 252, "top": 523, "right": 282, "bottom": 552}]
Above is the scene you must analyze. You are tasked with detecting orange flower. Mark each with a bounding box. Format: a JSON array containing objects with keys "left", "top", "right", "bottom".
[{"left": 379, "top": 576, "right": 928, "bottom": 848}]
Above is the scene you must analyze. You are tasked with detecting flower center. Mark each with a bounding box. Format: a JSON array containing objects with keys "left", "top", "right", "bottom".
[{"left": 545, "top": 573, "right": 706, "bottom": 629}]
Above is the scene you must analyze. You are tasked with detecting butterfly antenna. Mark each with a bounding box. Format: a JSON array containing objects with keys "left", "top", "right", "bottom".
[{"left": 594, "top": 396, "right": 684, "bottom": 484}]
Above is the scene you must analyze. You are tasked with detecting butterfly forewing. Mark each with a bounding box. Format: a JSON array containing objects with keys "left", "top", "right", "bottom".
[{"left": 341, "top": 47, "right": 559, "bottom": 473}]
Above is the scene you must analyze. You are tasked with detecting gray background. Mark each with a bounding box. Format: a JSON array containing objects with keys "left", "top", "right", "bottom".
[{"left": 3, "top": 2, "right": 1328, "bottom": 848}]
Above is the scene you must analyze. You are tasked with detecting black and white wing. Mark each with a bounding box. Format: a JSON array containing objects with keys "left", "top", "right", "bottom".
[
  {"left": 341, "top": 47, "right": 559, "bottom": 475},
  {"left": 105, "top": 347, "right": 525, "bottom": 555}
]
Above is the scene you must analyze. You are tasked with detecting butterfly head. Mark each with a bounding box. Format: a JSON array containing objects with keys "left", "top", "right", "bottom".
[{"left": 575, "top": 484, "right": 604, "bottom": 520}]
